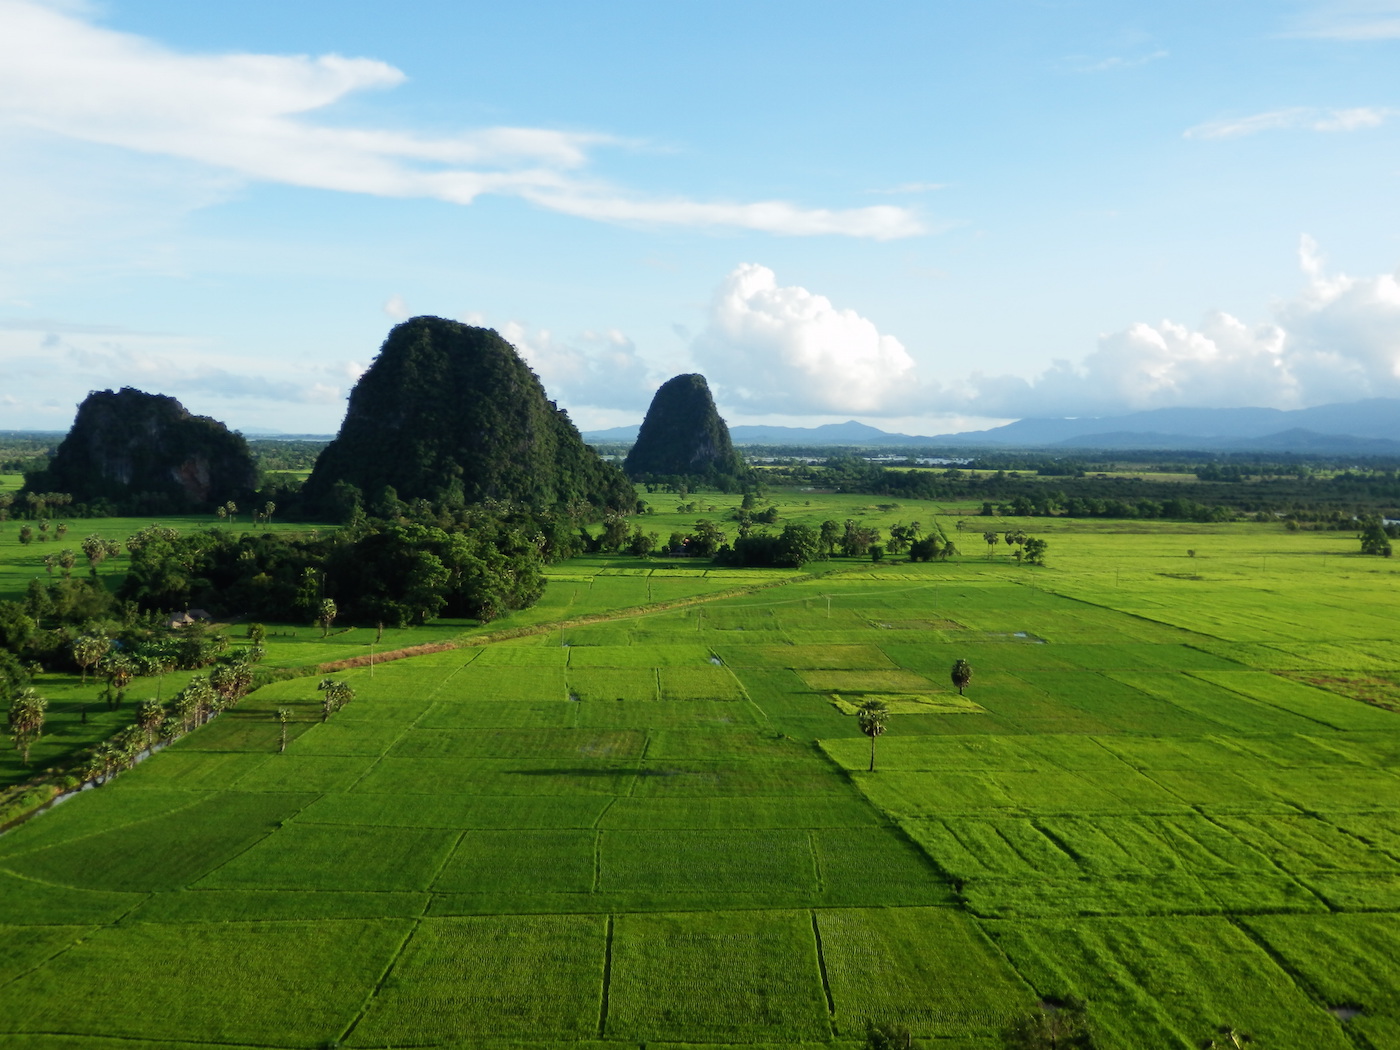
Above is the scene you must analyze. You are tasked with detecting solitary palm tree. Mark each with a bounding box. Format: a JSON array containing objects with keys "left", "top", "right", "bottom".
[
  {"left": 857, "top": 699, "right": 889, "bottom": 772},
  {"left": 951, "top": 659, "right": 972, "bottom": 696}
]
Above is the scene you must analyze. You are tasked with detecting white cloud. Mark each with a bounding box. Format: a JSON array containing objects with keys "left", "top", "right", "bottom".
[
  {"left": 953, "top": 236, "right": 1400, "bottom": 417},
  {"left": 1065, "top": 50, "right": 1169, "bottom": 73},
  {"left": 1286, "top": 1, "right": 1400, "bottom": 39},
  {"left": 382, "top": 294, "right": 409, "bottom": 321},
  {"left": 500, "top": 320, "right": 658, "bottom": 412},
  {"left": 1185, "top": 106, "right": 1391, "bottom": 139},
  {"left": 692, "top": 264, "right": 923, "bottom": 416},
  {"left": 0, "top": 322, "right": 350, "bottom": 429},
  {"left": 0, "top": 0, "right": 922, "bottom": 239}
]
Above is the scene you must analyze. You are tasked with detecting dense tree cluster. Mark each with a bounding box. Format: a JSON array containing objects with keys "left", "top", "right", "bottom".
[{"left": 119, "top": 508, "right": 551, "bottom": 628}]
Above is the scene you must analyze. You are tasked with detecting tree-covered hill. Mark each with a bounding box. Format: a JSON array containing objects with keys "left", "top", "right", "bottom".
[
  {"left": 623, "top": 373, "right": 746, "bottom": 487},
  {"left": 22, "top": 388, "right": 258, "bottom": 514},
  {"left": 301, "top": 318, "right": 636, "bottom": 517}
]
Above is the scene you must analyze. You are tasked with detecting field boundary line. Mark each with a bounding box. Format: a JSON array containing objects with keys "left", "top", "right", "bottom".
[
  {"left": 335, "top": 914, "right": 423, "bottom": 1046},
  {"left": 810, "top": 910, "right": 837, "bottom": 1024},
  {"left": 598, "top": 913, "right": 615, "bottom": 1038}
]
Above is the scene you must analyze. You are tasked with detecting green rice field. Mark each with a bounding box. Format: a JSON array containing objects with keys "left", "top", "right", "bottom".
[{"left": 0, "top": 505, "right": 1397, "bottom": 1048}]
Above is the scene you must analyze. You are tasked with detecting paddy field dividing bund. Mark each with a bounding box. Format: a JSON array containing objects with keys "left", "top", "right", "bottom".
[{"left": 0, "top": 518, "right": 1397, "bottom": 1049}]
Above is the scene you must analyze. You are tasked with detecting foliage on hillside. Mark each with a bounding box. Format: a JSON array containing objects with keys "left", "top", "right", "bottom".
[
  {"left": 301, "top": 317, "right": 636, "bottom": 517},
  {"left": 22, "top": 388, "right": 259, "bottom": 514},
  {"left": 624, "top": 373, "right": 748, "bottom": 489}
]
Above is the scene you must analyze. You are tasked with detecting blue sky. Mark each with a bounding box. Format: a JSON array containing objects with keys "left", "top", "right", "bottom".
[{"left": 2, "top": 0, "right": 1398, "bottom": 435}]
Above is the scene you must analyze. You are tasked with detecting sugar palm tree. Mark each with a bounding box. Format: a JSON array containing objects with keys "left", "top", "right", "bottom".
[
  {"left": 857, "top": 699, "right": 889, "bottom": 772},
  {"left": 276, "top": 708, "right": 292, "bottom": 752},
  {"left": 137, "top": 699, "right": 164, "bottom": 748},
  {"left": 7, "top": 689, "right": 47, "bottom": 765},
  {"left": 72, "top": 634, "right": 110, "bottom": 684}
]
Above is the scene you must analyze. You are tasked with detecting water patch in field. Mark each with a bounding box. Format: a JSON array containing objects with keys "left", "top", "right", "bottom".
[
  {"left": 709, "top": 655, "right": 723, "bottom": 666},
  {"left": 1329, "top": 1005, "right": 1364, "bottom": 1021},
  {"left": 986, "top": 631, "right": 1047, "bottom": 644}
]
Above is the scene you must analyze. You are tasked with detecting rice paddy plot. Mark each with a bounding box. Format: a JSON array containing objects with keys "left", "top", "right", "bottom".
[
  {"left": 348, "top": 914, "right": 606, "bottom": 1044},
  {"left": 295, "top": 792, "right": 612, "bottom": 830},
  {"left": 574, "top": 697, "right": 761, "bottom": 730},
  {"left": 1211, "top": 814, "right": 1400, "bottom": 874},
  {"left": 984, "top": 915, "right": 1352, "bottom": 1050},
  {"left": 605, "top": 910, "right": 831, "bottom": 1044},
  {"left": 198, "top": 822, "right": 460, "bottom": 892},
  {"left": 387, "top": 727, "right": 647, "bottom": 761},
  {"left": 1190, "top": 670, "right": 1400, "bottom": 730},
  {"left": 814, "top": 826, "right": 954, "bottom": 905},
  {"left": 1247, "top": 913, "right": 1400, "bottom": 1050},
  {"left": 602, "top": 828, "right": 816, "bottom": 895},
  {"left": 658, "top": 665, "right": 748, "bottom": 700},
  {"left": 599, "top": 796, "right": 883, "bottom": 831},
  {"left": 642, "top": 728, "right": 815, "bottom": 762},
  {"left": 717, "top": 644, "right": 899, "bottom": 670},
  {"left": 129, "top": 888, "right": 430, "bottom": 923},
  {"left": 817, "top": 907, "right": 1034, "bottom": 1038},
  {"left": 351, "top": 756, "right": 638, "bottom": 797},
  {"left": 232, "top": 753, "right": 378, "bottom": 792},
  {"left": 566, "top": 644, "right": 716, "bottom": 667},
  {"left": 630, "top": 762, "right": 850, "bottom": 798},
  {"left": 567, "top": 667, "right": 658, "bottom": 702},
  {"left": 3, "top": 790, "right": 314, "bottom": 892},
  {"left": 1013, "top": 671, "right": 1230, "bottom": 736},
  {"left": 432, "top": 830, "right": 597, "bottom": 893},
  {"left": 443, "top": 665, "right": 568, "bottom": 703},
  {"left": 116, "top": 747, "right": 270, "bottom": 788},
  {"left": 1101, "top": 671, "right": 1329, "bottom": 735},
  {"left": 0, "top": 919, "right": 412, "bottom": 1046},
  {"left": 417, "top": 699, "right": 576, "bottom": 729},
  {"left": 0, "top": 870, "right": 140, "bottom": 925}
]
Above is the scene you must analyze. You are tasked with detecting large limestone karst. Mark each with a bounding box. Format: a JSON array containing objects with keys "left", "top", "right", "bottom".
[
  {"left": 25, "top": 387, "right": 258, "bottom": 511},
  {"left": 623, "top": 373, "right": 745, "bottom": 481},
  {"left": 302, "top": 316, "right": 636, "bottom": 514}
]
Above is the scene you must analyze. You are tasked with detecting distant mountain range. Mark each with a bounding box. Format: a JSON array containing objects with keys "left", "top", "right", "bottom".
[{"left": 583, "top": 398, "right": 1400, "bottom": 454}]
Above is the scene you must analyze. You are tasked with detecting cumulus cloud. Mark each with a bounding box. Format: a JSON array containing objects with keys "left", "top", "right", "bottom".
[
  {"left": 1185, "top": 106, "right": 1391, "bottom": 139},
  {"left": 499, "top": 321, "right": 658, "bottom": 412},
  {"left": 0, "top": 0, "right": 921, "bottom": 239},
  {"left": 692, "top": 264, "right": 923, "bottom": 416},
  {"left": 956, "top": 236, "right": 1400, "bottom": 417},
  {"left": 382, "top": 294, "right": 409, "bottom": 321}
]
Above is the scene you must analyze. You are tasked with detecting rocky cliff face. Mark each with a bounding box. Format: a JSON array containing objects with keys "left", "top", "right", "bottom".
[
  {"left": 623, "top": 374, "right": 744, "bottom": 480},
  {"left": 26, "top": 388, "right": 258, "bottom": 510},
  {"left": 301, "top": 317, "right": 636, "bottom": 514}
]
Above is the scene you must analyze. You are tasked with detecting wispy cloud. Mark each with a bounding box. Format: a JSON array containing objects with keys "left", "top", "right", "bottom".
[
  {"left": 1286, "top": 1, "right": 1400, "bottom": 39},
  {"left": 1064, "top": 49, "right": 1169, "bottom": 73},
  {"left": 1184, "top": 106, "right": 1392, "bottom": 139},
  {"left": 0, "top": 0, "right": 922, "bottom": 239}
]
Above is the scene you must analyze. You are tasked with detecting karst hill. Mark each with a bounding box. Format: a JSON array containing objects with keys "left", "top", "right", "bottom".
[
  {"left": 302, "top": 317, "right": 636, "bottom": 514},
  {"left": 623, "top": 373, "right": 746, "bottom": 484},
  {"left": 23, "top": 387, "right": 258, "bottom": 512}
]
